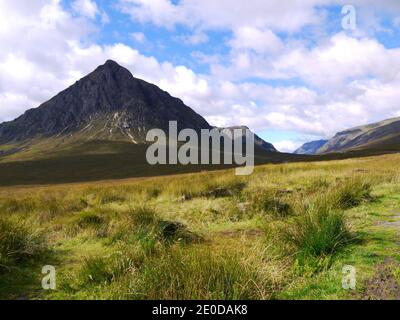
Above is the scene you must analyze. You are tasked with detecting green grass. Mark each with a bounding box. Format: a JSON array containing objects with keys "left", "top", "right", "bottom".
[
  {"left": 0, "top": 218, "right": 46, "bottom": 268},
  {"left": 282, "top": 209, "right": 351, "bottom": 271},
  {"left": 0, "top": 153, "right": 400, "bottom": 299}
]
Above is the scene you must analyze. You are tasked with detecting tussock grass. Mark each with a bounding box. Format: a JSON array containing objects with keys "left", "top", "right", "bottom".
[
  {"left": 166, "top": 174, "right": 246, "bottom": 200},
  {"left": 0, "top": 218, "right": 46, "bottom": 269},
  {"left": 111, "top": 207, "right": 201, "bottom": 251},
  {"left": 268, "top": 205, "right": 352, "bottom": 272},
  {"left": 332, "top": 178, "right": 373, "bottom": 209},
  {"left": 249, "top": 190, "right": 293, "bottom": 218},
  {"left": 78, "top": 256, "right": 114, "bottom": 286},
  {"left": 117, "top": 246, "right": 276, "bottom": 300}
]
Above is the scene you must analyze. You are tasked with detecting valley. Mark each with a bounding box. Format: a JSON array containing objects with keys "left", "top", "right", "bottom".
[{"left": 1, "top": 61, "right": 400, "bottom": 301}]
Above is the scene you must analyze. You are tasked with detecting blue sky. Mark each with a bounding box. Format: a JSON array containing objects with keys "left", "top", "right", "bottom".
[{"left": 1, "top": 0, "right": 400, "bottom": 152}]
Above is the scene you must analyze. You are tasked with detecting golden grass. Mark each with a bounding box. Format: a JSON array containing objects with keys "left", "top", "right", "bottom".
[{"left": 0, "top": 153, "right": 400, "bottom": 299}]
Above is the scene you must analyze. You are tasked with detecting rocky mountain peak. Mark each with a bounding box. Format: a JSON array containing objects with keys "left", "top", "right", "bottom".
[
  {"left": 0, "top": 60, "right": 276, "bottom": 153},
  {"left": 0, "top": 60, "right": 211, "bottom": 144}
]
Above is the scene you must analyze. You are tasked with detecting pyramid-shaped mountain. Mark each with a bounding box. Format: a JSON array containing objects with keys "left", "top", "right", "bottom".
[
  {"left": 0, "top": 60, "right": 276, "bottom": 153},
  {"left": 0, "top": 60, "right": 212, "bottom": 144}
]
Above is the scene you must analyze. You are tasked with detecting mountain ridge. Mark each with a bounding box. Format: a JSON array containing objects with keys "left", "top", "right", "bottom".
[{"left": 295, "top": 117, "right": 400, "bottom": 155}]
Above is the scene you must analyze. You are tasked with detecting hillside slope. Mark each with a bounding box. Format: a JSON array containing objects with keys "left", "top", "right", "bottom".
[
  {"left": 296, "top": 117, "right": 400, "bottom": 155},
  {"left": 294, "top": 140, "right": 328, "bottom": 155}
]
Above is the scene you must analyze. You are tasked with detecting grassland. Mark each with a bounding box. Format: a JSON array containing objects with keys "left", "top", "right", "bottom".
[
  {"left": 1, "top": 139, "right": 398, "bottom": 187},
  {"left": 1, "top": 153, "right": 400, "bottom": 300}
]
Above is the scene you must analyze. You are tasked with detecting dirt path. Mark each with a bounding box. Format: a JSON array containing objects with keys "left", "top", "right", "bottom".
[
  {"left": 361, "top": 258, "right": 400, "bottom": 300},
  {"left": 377, "top": 211, "right": 400, "bottom": 229},
  {"left": 361, "top": 211, "right": 400, "bottom": 300}
]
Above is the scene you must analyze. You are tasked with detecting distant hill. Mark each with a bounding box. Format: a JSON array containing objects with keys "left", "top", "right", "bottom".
[
  {"left": 296, "top": 117, "right": 400, "bottom": 155},
  {"left": 294, "top": 140, "right": 328, "bottom": 155}
]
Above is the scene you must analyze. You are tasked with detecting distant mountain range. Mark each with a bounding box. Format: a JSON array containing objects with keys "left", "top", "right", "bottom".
[
  {"left": 0, "top": 60, "right": 276, "bottom": 158},
  {"left": 295, "top": 117, "right": 400, "bottom": 155}
]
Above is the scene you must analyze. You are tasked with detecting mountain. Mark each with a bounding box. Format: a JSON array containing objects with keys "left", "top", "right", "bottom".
[
  {"left": 294, "top": 140, "right": 328, "bottom": 155},
  {"left": 0, "top": 60, "right": 211, "bottom": 146},
  {"left": 217, "top": 126, "right": 277, "bottom": 152},
  {"left": 0, "top": 60, "right": 276, "bottom": 155},
  {"left": 297, "top": 117, "right": 400, "bottom": 155},
  {"left": 0, "top": 60, "right": 284, "bottom": 185}
]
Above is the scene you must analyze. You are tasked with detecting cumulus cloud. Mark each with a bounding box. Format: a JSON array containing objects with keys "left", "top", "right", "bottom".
[
  {"left": 72, "top": 0, "right": 99, "bottom": 19},
  {"left": 274, "top": 140, "right": 302, "bottom": 153},
  {"left": 131, "top": 32, "right": 146, "bottom": 42},
  {"left": 175, "top": 32, "right": 209, "bottom": 45},
  {"left": 1, "top": 0, "right": 400, "bottom": 151},
  {"left": 118, "top": 0, "right": 325, "bottom": 32},
  {"left": 229, "top": 27, "right": 284, "bottom": 54}
]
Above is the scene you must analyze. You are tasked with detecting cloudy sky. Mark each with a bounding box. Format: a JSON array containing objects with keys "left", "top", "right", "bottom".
[{"left": 1, "top": 0, "right": 400, "bottom": 152}]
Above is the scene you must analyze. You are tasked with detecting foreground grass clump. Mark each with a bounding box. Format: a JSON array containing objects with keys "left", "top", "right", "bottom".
[
  {"left": 250, "top": 190, "right": 292, "bottom": 218},
  {"left": 77, "top": 256, "right": 115, "bottom": 286},
  {"left": 0, "top": 218, "right": 46, "bottom": 269},
  {"left": 333, "top": 178, "right": 373, "bottom": 209},
  {"left": 274, "top": 207, "right": 352, "bottom": 272},
  {"left": 119, "top": 246, "right": 275, "bottom": 300},
  {"left": 167, "top": 174, "right": 246, "bottom": 200},
  {"left": 112, "top": 207, "right": 201, "bottom": 251}
]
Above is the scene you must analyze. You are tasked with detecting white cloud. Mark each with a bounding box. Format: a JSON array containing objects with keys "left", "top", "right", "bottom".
[
  {"left": 131, "top": 32, "right": 146, "bottom": 42},
  {"left": 1, "top": 0, "right": 400, "bottom": 152},
  {"left": 119, "top": 0, "right": 400, "bottom": 33},
  {"left": 273, "top": 33, "right": 400, "bottom": 88},
  {"left": 72, "top": 0, "right": 99, "bottom": 19},
  {"left": 119, "top": 0, "right": 325, "bottom": 32},
  {"left": 175, "top": 32, "right": 209, "bottom": 45},
  {"left": 274, "top": 140, "right": 302, "bottom": 153},
  {"left": 229, "top": 27, "right": 284, "bottom": 54}
]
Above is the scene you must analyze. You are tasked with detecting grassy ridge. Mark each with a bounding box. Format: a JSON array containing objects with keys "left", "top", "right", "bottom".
[{"left": 0, "top": 154, "right": 400, "bottom": 299}]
